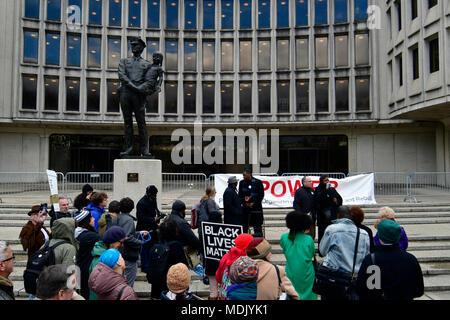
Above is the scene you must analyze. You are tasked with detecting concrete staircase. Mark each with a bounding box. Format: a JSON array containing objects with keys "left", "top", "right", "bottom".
[{"left": 2, "top": 203, "right": 450, "bottom": 300}]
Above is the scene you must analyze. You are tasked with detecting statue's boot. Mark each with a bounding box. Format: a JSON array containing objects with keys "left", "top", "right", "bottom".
[
  {"left": 139, "top": 131, "right": 152, "bottom": 157},
  {"left": 120, "top": 135, "right": 134, "bottom": 156}
]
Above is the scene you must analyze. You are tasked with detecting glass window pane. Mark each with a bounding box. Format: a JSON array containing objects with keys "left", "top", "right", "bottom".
[
  {"left": 108, "top": 37, "right": 121, "bottom": 69},
  {"left": 165, "top": 81, "right": 178, "bottom": 113},
  {"left": 221, "top": 40, "right": 233, "bottom": 71},
  {"left": 240, "top": 40, "right": 252, "bottom": 71},
  {"left": 296, "top": 0, "right": 308, "bottom": 26},
  {"left": 68, "top": 0, "right": 83, "bottom": 22},
  {"left": 315, "top": 79, "right": 329, "bottom": 112},
  {"left": 203, "top": 82, "right": 215, "bottom": 113},
  {"left": 203, "top": 0, "right": 215, "bottom": 29},
  {"left": 277, "top": 81, "right": 290, "bottom": 113},
  {"left": 107, "top": 80, "right": 120, "bottom": 112},
  {"left": 429, "top": 37, "right": 439, "bottom": 73},
  {"left": 258, "top": 81, "right": 271, "bottom": 113},
  {"left": 184, "top": 82, "right": 196, "bottom": 113},
  {"left": 258, "top": 0, "right": 270, "bottom": 28},
  {"left": 185, "top": 0, "right": 197, "bottom": 29},
  {"left": 22, "top": 75, "right": 37, "bottom": 109},
  {"left": 166, "top": 0, "right": 178, "bottom": 29},
  {"left": 277, "top": 39, "right": 289, "bottom": 70},
  {"left": 184, "top": 40, "right": 197, "bottom": 71},
  {"left": 46, "top": 32, "right": 60, "bottom": 65},
  {"left": 335, "top": 79, "right": 349, "bottom": 111},
  {"left": 240, "top": 0, "right": 252, "bottom": 29},
  {"left": 24, "top": 30, "right": 39, "bottom": 64},
  {"left": 296, "top": 80, "right": 309, "bottom": 112},
  {"left": 335, "top": 35, "right": 348, "bottom": 67},
  {"left": 240, "top": 82, "right": 252, "bottom": 113},
  {"left": 147, "top": 39, "right": 160, "bottom": 63},
  {"left": 335, "top": 0, "right": 347, "bottom": 23},
  {"left": 109, "top": 0, "right": 122, "bottom": 26},
  {"left": 47, "top": 0, "right": 61, "bottom": 21},
  {"left": 89, "top": 0, "right": 102, "bottom": 25},
  {"left": 146, "top": 90, "right": 159, "bottom": 113},
  {"left": 277, "top": 0, "right": 289, "bottom": 27},
  {"left": 296, "top": 38, "right": 308, "bottom": 69},
  {"left": 25, "top": 0, "right": 40, "bottom": 19},
  {"left": 221, "top": 82, "right": 233, "bottom": 113},
  {"left": 222, "top": 0, "right": 233, "bottom": 29},
  {"left": 355, "top": 0, "right": 368, "bottom": 21},
  {"left": 87, "top": 79, "right": 100, "bottom": 112},
  {"left": 356, "top": 77, "right": 370, "bottom": 111},
  {"left": 67, "top": 34, "right": 81, "bottom": 67},
  {"left": 355, "top": 33, "right": 369, "bottom": 66},
  {"left": 258, "top": 40, "right": 271, "bottom": 71},
  {"left": 148, "top": 0, "right": 160, "bottom": 28},
  {"left": 315, "top": 37, "right": 328, "bottom": 68},
  {"left": 87, "top": 35, "right": 102, "bottom": 68},
  {"left": 66, "top": 78, "right": 80, "bottom": 111},
  {"left": 44, "top": 76, "right": 59, "bottom": 111},
  {"left": 202, "top": 40, "right": 215, "bottom": 71},
  {"left": 129, "top": 0, "right": 141, "bottom": 27},
  {"left": 166, "top": 39, "right": 178, "bottom": 71},
  {"left": 315, "top": 0, "right": 327, "bottom": 25}
]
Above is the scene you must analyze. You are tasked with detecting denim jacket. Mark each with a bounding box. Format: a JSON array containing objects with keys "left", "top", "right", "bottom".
[{"left": 319, "top": 218, "right": 370, "bottom": 275}]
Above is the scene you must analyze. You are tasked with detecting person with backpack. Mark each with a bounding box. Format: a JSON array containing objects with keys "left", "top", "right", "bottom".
[
  {"left": 97, "top": 200, "right": 120, "bottom": 236},
  {"left": 167, "top": 200, "right": 201, "bottom": 251},
  {"left": 88, "top": 249, "right": 138, "bottom": 300},
  {"left": 86, "top": 192, "right": 108, "bottom": 233},
  {"left": 161, "top": 263, "right": 195, "bottom": 300},
  {"left": 19, "top": 204, "right": 51, "bottom": 259}
]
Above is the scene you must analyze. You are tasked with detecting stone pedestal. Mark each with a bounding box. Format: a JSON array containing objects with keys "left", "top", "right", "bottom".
[{"left": 113, "top": 159, "right": 162, "bottom": 213}]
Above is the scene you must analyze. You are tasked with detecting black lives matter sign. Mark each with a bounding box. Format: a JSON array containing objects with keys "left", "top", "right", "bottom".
[{"left": 201, "top": 222, "right": 243, "bottom": 261}]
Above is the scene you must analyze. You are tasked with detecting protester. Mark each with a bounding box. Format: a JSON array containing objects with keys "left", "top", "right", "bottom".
[
  {"left": 350, "top": 206, "right": 375, "bottom": 253},
  {"left": 293, "top": 176, "right": 316, "bottom": 239},
  {"left": 356, "top": 220, "right": 424, "bottom": 300},
  {"left": 223, "top": 176, "right": 243, "bottom": 226},
  {"left": 73, "top": 184, "right": 94, "bottom": 211},
  {"left": 86, "top": 192, "right": 108, "bottom": 232},
  {"left": 246, "top": 237, "right": 299, "bottom": 300},
  {"left": 374, "top": 206, "right": 408, "bottom": 250},
  {"left": 89, "top": 226, "right": 127, "bottom": 300},
  {"left": 74, "top": 210, "right": 101, "bottom": 299},
  {"left": 280, "top": 212, "right": 317, "bottom": 300},
  {"left": 98, "top": 200, "right": 120, "bottom": 236},
  {"left": 19, "top": 204, "right": 51, "bottom": 258},
  {"left": 136, "top": 185, "right": 162, "bottom": 234},
  {"left": 36, "top": 264, "right": 84, "bottom": 300},
  {"left": 0, "top": 241, "right": 15, "bottom": 300},
  {"left": 49, "top": 197, "right": 72, "bottom": 228},
  {"left": 226, "top": 256, "right": 259, "bottom": 300},
  {"left": 44, "top": 217, "right": 78, "bottom": 265},
  {"left": 167, "top": 200, "right": 201, "bottom": 250},
  {"left": 314, "top": 175, "right": 343, "bottom": 244},
  {"left": 161, "top": 263, "right": 195, "bottom": 300},
  {"left": 88, "top": 249, "right": 138, "bottom": 300},
  {"left": 239, "top": 168, "right": 265, "bottom": 237}
]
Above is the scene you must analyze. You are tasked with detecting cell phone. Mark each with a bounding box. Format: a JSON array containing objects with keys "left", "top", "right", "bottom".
[{"left": 40, "top": 203, "right": 48, "bottom": 214}]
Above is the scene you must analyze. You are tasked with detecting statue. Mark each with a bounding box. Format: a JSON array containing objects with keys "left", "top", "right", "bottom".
[{"left": 118, "top": 38, "right": 164, "bottom": 157}]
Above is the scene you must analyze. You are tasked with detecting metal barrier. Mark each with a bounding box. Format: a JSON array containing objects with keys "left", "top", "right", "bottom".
[
  {"left": 282, "top": 172, "right": 347, "bottom": 179},
  {"left": 162, "top": 173, "right": 208, "bottom": 201},
  {"left": 348, "top": 172, "right": 410, "bottom": 199},
  {"left": 408, "top": 172, "right": 450, "bottom": 202},
  {"left": 64, "top": 172, "right": 114, "bottom": 195}
]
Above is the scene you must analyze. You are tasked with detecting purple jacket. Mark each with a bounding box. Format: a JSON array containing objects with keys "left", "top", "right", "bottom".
[{"left": 374, "top": 222, "right": 408, "bottom": 250}]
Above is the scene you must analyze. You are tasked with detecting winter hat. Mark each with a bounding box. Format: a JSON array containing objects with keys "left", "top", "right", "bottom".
[
  {"left": 146, "top": 185, "right": 158, "bottom": 196},
  {"left": 102, "top": 226, "right": 127, "bottom": 244},
  {"left": 99, "top": 249, "right": 121, "bottom": 269},
  {"left": 229, "top": 256, "right": 259, "bottom": 284},
  {"left": 234, "top": 233, "right": 254, "bottom": 251},
  {"left": 167, "top": 263, "right": 191, "bottom": 293},
  {"left": 227, "top": 176, "right": 238, "bottom": 184},
  {"left": 82, "top": 184, "right": 94, "bottom": 195},
  {"left": 172, "top": 200, "right": 186, "bottom": 212},
  {"left": 27, "top": 205, "right": 41, "bottom": 216},
  {"left": 246, "top": 238, "right": 272, "bottom": 260},
  {"left": 74, "top": 209, "right": 91, "bottom": 223},
  {"left": 378, "top": 220, "right": 402, "bottom": 245}
]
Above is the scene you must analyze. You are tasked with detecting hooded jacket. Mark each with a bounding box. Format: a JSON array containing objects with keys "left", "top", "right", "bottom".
[
  {"left": 136, "top": 194, "right": 160, "bottom": 232},
  {"left": 88, "top": 262, "right": 138, "bottom": 300},
  {"left": 112, "top": 213, "right": 142, "bottom": 262},
  {"left": 19, "top": 221, "right": 51, "bottom": 258},
  {"left": 167, "top": 202, "right": 201, "bottom": 250},
  {"left": 254, "top": 259, "right": 299, "bottom": 300},
  {"left": 44, "top": 217, "right": 78, "bottom": 266},
  {"left": 88, "top": 240, "right": 108, "bottom": 300},
  {"left": 86, "top": 203, "right": 106, "bottom": 233}
]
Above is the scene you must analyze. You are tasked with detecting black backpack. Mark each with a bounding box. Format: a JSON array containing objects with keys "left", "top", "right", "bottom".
[
  {"left": 145, "top": 241, "right": 175, "bottom": 284},
  {"left": 196, "top": 201, "right": 209, "bottom": 229},
  {"left": 23, "top": 241, "right": 67, "bottom": 295}
]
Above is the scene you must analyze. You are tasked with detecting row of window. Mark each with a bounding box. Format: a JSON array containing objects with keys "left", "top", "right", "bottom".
[
  {"left": 23, "top": 31, "right": 370, "bottom": 70},
  {"left": 21, "top": 75, "right": 370, "bottom": 114},
  {"left": 25, "top": 0, "right": 368, "bottom": 29}
]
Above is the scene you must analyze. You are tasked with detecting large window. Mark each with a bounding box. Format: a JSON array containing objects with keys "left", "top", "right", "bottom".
[
  {"left": 296, "top": 80, "right": 309, "bottom": 112},
  {"left": 277, "top": 81, "right": 290, "bottom": 113},
  {"left": 240, "top": 40, "right": 252, "bottom": 72},
  {"left": 47, "top": 0, "right": 61, "bottom": 21},
  {"left": 87, "top": 35, "right": 102, "bottom": 68},
  {"left": 412, "top": 46, "right": 419, "bottom": 80},
  {"left": 108, "top": 37, "right": 121, "bottom": 69},
  {"left": 258, "top": 40, "right": 271, "bottom": 71},
  {"left": 203, "top": 0, "right": 215, "bottom": 29},
  {"left": 44, "top": 76, "right": 59, "bottom": 111},
  {"left": 221, "top": 82, "right": 233, "bottom": 113},
  {"left": 22, "top": 74, "right": 37, "bottom": 110},
  {"left": 315, "top": 79, "right": 328, "bottom": 112},
  {"left": 240, "top": 0, "right": 252, "bottom": 29},
  {"left": 184, "top": 82, "right": 196, "bottom": 114},
  {"left": 86, "top": 79, "right": 100, "bottom": 112},
  {"left": 25, "top": 0, "right": 40, "bottom": 19},
  {"left": 429, "top": 37, "right": 439, "bottom": 73},
  {"left": 46, "top": 32, "right": 60, "bottom": 66},
  {"left": 395, "top": 0, "right": 401, "bottom": 31},
  {"left": 107, "top": 80, "right": 121, "bottom": 113},
  {"left": 166, "top": 0, "right": 178, "bottom": 28},
  {"left": 89, "top": 0, "right": 102, "bottom": 25},
  {"left": 66, "top": 78, "right": 80, "bottom": 112},
  {"left": 315, "top": 0, "right": 327, "bottom": 25},
  {"left": 277, "top": 0, "right": 289, "bottom": 27},
  {"left": 315, "top": 37, "right": 328, "bottom": 68},
  {"left": 355, "top": 77, "right": 370, "bottom": 111},
  {"left": 185, "top": 0, "right": 197, "bottom": 29},
  {"left": 296, "top": 0, "right": 308, "bottom": 26},
  {"left": 354, "top": 0, "right": 368, "bottom": 21},
  {"left": 335, "top": 0, "right": 347, "bottom": 23},
  {"left": 165, "top": 82, "right": 178, "bottom": 113},
  {"left": 258, "top": 0, "right": 270, "bottom": 28},
  {"left": 355, "top": 33, "right": 369, "bottom": 66},
  {"left": 166, "top": 39, "right": 178, "bottom": 71},
  {"left": 277, "top": 39, "right": 289, "bottom": 70},
  {"left": 203, "top": 82, "right": 215, "bottom": 113},
  {"left": 148, "top": 0, "right": 160, "bottom": 28},
  {"left": 411, "top": 0, "right": 418, "bottom": 20},
  {"left": 203, "top": 40, "right": 215, "bottom": 71},
  {"left": 109, "top": 0, "right": 122, "bottom": 26},
  {"left": 428, "top": 0, "right": 438, "bottom": 8},
  {"left": 335, "top": 35, "right": 348, "bottom": 67},
  {"left": 335, "top": 79, "right": 349, "bottom": 112},
  {"left": 296, "top": 38, "right": 309, "bottom": 69},
  {"left": 258, "top": 81, "right": 271, "bottom": 113},
  {"left": 222, "top": 0, "right": 233, "bottom": 29},
  {"left": 128, "top": 0, "right": 141, "bottom": 27},
  {"left": 396, "top": 54, "right": 403, "bottom": 86},
  {"left": 184, "top": 40, "right": 197, "bottom": 72},
  {"left": 67, "top": 34, "right": 81, "bottom": 67},
  {"left": 240, "top": 82, "right": 252, "bottom": 114},
  {"left": 221, "top": 40, "right": 233, "bottom": 71},
  {"left": 23, "top": 30, "right": 39, "bottom": 64},
  {"left": 147, "top": 39, "right": 160, "bottom": 63}
]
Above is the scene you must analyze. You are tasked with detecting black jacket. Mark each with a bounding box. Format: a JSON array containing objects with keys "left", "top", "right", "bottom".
[
  {"left": 0, "top": 282, "right": 14, "bottom": 300},
  {"left": 136, "top": 194, "right": 160, "bottom": 232},
  {"left": 293, "top": 186, "right": 316, "bottom": 222},
  {"left": 49, "top": 205, "right": 72, "bottom": 229},
  {"left": 223, "top": 186, "right": 244, "bottom": 226},
  {"left": 314, "top": 185, "right": 343, "bottom": 221},
  {"left": 238, "top": 177, "right": 265, "bottom": 226},
  {"left": 356, "top": 244, "right": 424, "bottom": 300},
  {"left": 167, "top": 211, "right": 201, "bottom": 251},
  {"left": 112, "top": 213, "right": 142, "bottom": 262}
]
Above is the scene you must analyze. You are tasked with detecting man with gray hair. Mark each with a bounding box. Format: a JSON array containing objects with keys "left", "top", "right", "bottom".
[
  {"left": 49, "top": 196, "right": 72, "bottom": 228},
  {"left": 293, "top": 176, "right": 316, "bottom": 239},
  {"left": 0, "top": 241, "right": 15, "bottom": 300},
  {"left": 36, "top": 264, "right": 84, "bottom": 300}
]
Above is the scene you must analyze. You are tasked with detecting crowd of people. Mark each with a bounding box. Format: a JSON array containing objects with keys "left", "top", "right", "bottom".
[{"left": 0, "top": 171, "right": 425, "bottom": 301}]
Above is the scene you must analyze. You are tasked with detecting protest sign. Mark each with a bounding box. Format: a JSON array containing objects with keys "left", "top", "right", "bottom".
[
  {"left": 201, "top": 222, "right": 243, "bottom": 261},
  {"left": 46, "top": 170, "right": 60, "bottom": 211}
]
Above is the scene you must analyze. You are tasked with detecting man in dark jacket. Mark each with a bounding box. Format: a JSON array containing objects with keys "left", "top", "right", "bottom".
[
  {"left": 136, "top": 185, "right": 162, "bottom": 234},
  {"left": 293, "top": 176, "right": 316, "bottom": 239},
  {"left": 49, "top": 197, "right": 72, "bottom": 228},
  {"left": 167, "top": 200, "right": 201, "bottom": 251},
  {"left": 356, "top": 220, "right": 424, "bottom": 300},
  {"left": 238, "top": 169, "right": 265, "bottom": 237},
  {"left": 223, "top": 176, "right": 243, "bottom": 226}
]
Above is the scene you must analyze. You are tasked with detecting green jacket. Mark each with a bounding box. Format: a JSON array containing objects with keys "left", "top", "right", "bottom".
[
  {"left": 43, "top": 218, "right": 78, "bottom": 266},
  {"left": 88, "top": 240, "right": 107, "bottom": 300}
]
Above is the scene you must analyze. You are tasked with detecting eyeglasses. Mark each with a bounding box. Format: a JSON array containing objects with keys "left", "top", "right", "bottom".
[{"left": 1, "top": 255, "right": 15, "bottom": 263}]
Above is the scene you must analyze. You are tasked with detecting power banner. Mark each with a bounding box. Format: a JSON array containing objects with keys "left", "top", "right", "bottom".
[
  {"left": 214, "top": 173, "right": 376, "bottom": 208},
  {"left": 201, "top": 222, "right": 243, "bottom": 261}
]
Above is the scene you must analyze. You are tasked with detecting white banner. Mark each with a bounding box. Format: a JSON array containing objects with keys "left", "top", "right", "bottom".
[
  {"left": 46, "top": 170, "right": 60, "bottom": 212},
  {"left": 214, "top": 173, "right": 376, "bottom": 208}
]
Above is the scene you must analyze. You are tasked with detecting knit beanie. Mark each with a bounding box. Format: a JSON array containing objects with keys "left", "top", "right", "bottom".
[
  {"left": 74, "top": 209, "right": 91, "bottom": 223},
  {"left": 246, "top": 238, "right": 272, "bottom": 260},
  {"left": 234, "top": 233, "right": 254, "bottom": 251},
  {"left": 378, "top": 220, "right": 402, "bottom": 245},
  {"left": 229, "top": 256, "right": 259, "bottom": 284},
  {"left": 99, "top": 249, "right": 121, "bottom": 269},
  {"left": 167, "top": 263, "right": 191, "bottom": 293},
  {"left": 102, "top": 226, "right": 127, "bottom": 244},
  {"left": 82, "top": 184, "right": 94, "bottom": 195},
  {"left": 172, "top": 200, "right": 186, "bottom": 212}
]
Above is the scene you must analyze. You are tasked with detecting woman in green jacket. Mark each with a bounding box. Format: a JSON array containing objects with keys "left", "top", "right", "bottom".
[{"left": 280, "top": 211, "right": 317, "bottom": 300}]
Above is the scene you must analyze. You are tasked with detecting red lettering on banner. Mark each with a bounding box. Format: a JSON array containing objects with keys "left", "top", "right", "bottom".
[
  {"left": 262, "top": 180, "right": 270, "bottom": 191},
  {"left": 287, "top": 180, "right": 302, "bottom": 197},
  {"left": 271, "top": 181, "right": 286, "bottom": 197}
]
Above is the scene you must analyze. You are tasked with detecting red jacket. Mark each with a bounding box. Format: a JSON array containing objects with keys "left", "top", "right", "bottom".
[{"left": 216, "top": 247, "right": 247, "bottom": 283}]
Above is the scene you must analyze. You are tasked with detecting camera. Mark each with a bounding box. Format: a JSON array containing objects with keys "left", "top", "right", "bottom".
[{"left": 40, "top": 203, "right": 48, "bottom": 214}]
